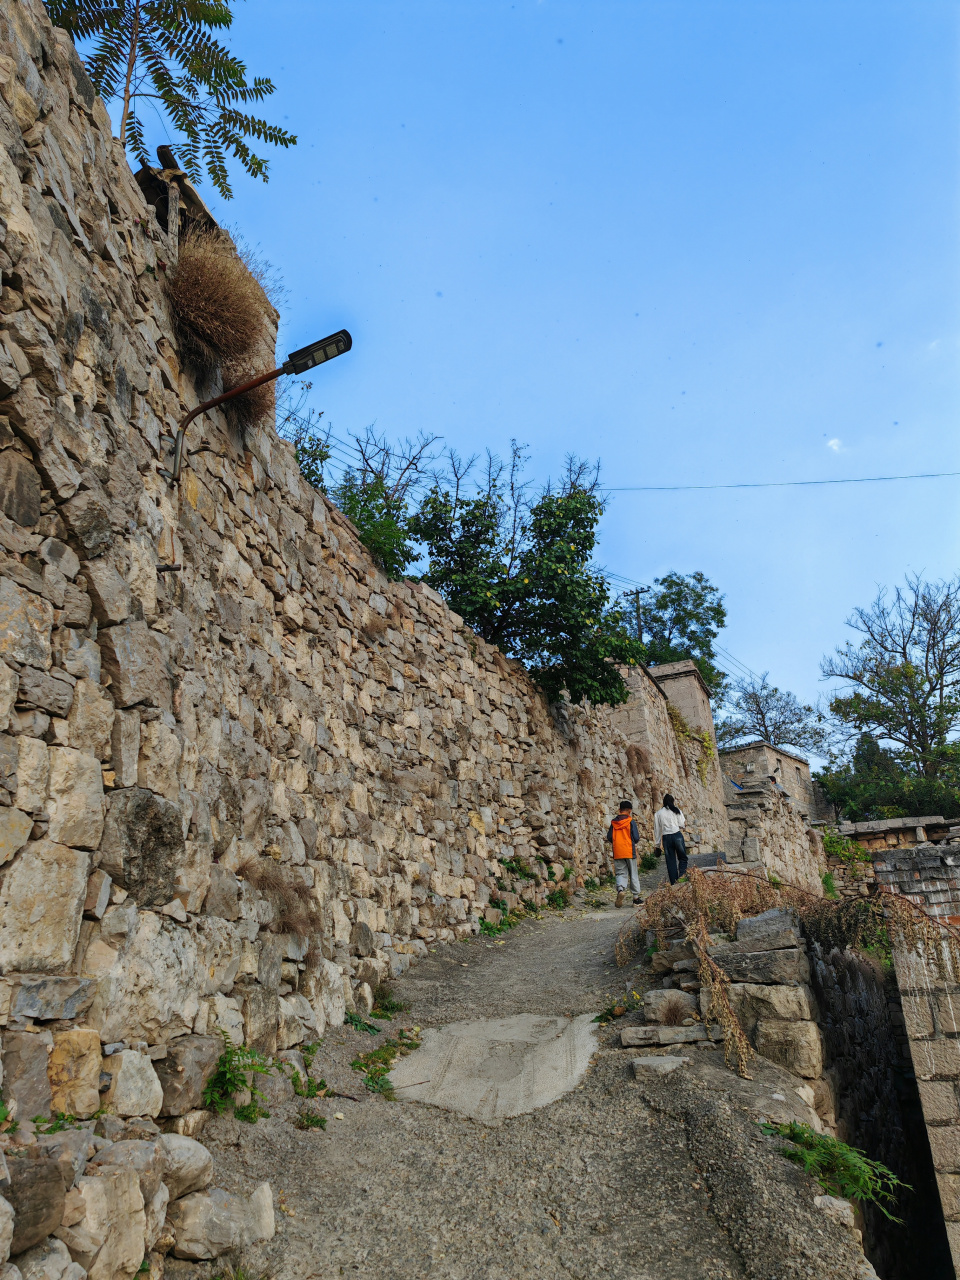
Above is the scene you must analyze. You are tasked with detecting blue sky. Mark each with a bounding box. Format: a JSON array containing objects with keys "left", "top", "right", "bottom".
[{"left": 126, "top": 1, "right": 960, "bottom": 718}]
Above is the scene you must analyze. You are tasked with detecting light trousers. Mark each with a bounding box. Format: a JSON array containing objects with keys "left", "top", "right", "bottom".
[{"left": 614, "top": 857, "right": 641, "bottom": 894}]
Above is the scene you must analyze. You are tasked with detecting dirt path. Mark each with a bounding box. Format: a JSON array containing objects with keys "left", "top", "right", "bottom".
[{"left": 192, "top": 885, "right": 867, "bottom": 1280}]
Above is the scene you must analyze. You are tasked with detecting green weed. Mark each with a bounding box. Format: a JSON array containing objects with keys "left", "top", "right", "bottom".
[
  {"left": 201, "top": 1032, "right": 275, "bottom": 1122},
  {"left": 371, "top": 988, "right": 408, "bottom": 1019},
  {"left": 351, "top": 1028, "right": 422, "bottom": 1100},
  {"left": 300, "top": 1041, "right": 322, "bottom": 1071},
  {"left": 296, "top": 1112, "right": 328, "bottom": 1130},
  {"left": 499, "top": 858, "right": 535, "bottom": 881},
  {"left": 345, "top": 1010, "right": 381, "bottom": 1035},
  {"left": 546, "top": 886, "right": 571, "bottom": 910},
  {"left": 821, "top": 872, "right": 840, "bottom": 900},
  {"left": 761, "top": 1122, "right": 908, "bottom": 1220},
  {"left": 32, "top": 1112, "right": 82, "bottom": 1134}
]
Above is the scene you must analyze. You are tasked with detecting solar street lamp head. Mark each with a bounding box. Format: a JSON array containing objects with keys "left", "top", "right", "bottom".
[{"left": 283, "top": 329, "right": 352, "bottom": 376}]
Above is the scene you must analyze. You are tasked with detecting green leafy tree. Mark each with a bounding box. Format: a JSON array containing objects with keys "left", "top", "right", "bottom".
[
  {"left": 716, "top": 673, "right": 827, "bottom": 754},
  {"left": 410, "top": 446, "right": 644, "bottom": 705},
  {"left": 625, "top": 571, "right": 727, "bottom": 697},
  {"left": 816, "top": 732, "right": 960, "bottom": 822},
  {"left": 821, "top": 574, "right": 960, "bottom": 780},
  {"left": 46, "top": 0, "right": 296, "bottom": 198}
]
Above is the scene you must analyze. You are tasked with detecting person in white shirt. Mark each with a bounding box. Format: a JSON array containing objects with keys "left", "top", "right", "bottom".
[{"left": 653, "top": 794, "right": 688, "bottom": 885}]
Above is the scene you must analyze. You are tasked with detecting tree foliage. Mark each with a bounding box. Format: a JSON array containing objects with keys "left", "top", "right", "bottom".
[
  {"left": 821, "top": 574, "right": 960, "bottom": 780},
  {"left": 816, "top": 733, "right": 960, "bottom": 823},
  {"left": 624, "top": 570, "right": 727, "bottom": 697},
  {"left": 47, "top": 0, "right": 296, "bottom": 198},
  {"left": 410, "top": 446, "right": 645, "bottom": 706},
  {"left": 716, "top": 672, "right": 827, "bottom": 754}
]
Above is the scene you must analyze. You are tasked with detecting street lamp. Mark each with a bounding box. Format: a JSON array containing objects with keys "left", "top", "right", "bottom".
[{"left": 159, "top": 329, "right": 352, "bottom": 482}]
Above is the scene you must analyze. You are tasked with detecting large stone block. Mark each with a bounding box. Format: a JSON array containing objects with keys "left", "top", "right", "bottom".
[
  {"left": 101, "top": 1050, "right": 163, "bottom": 1117},
  {"left": 110, "top": 710, "right": 140, "bottom": 788},
  {"left": 0, "top": 841, "right": 88, "bottom": 973},
  {"left": 11, "top": 1237, "right": 76, "bottom": 1280},
  {"left": 98, "top": 621, "right": 168, "bottom": 710},
  {"left": 86, "top": 911, "right": 200, "bottom": 1045},
  {"left": 137, "top": 720, "right": 181, "bottom": 802},
  {"left": 2, "top": 1028, "right": 53, "bottom": 1119},
  {"left": 66, "top": 679, "right": 114, "bottom": 760},
  {"left": 0, "top": 807, "right": 32, "bottom": 866},
  {"left": 60, "top": 489, "right": 113, "bottom": 558},
  {"left": 7, "top": 1156, "right": 65, "bottom": 1254},
  {"left": 154, "top": 1035, "right": 221, "bottom": 1116},
  {"left": 14, "top": 736, "right": 49, "bottom": 812},
  {"left": 88, "top": 1139, "right": 164, "bottom": 1206},
  {"left": 16, "top": 669, "right": 73, "bottom": 719},
  {"left": 203, "top": 865, "right": 239, "bottom": 921},
  {"left": 723, "top": 983, "right": 819, "bottom": 1034},
  {"left": 48, "top": 1028, "right": 101, "bottom": 1118},
  {"left": 99, "top": 788, "right": 184, "bottom": 907},
  {"left": 0, "top": 661, "right": 17, "bottom": 733},
  {"left": 754, "top": 1018, "right": 823, "bottom": 1079},
  {"left": 37, "top": 1127, "right": 96, "bottom": 1190},
  {"left": 167, "top": 1182, "right": 274, "bottom": 1260},
  {"left": 711, "top": 946, "right": 810, "bottom": 986},
  {"left": 928, "top": 1124, "right": 960, "bottom": 1173},
  {"left": 0, "top": 975, "right": 95, "bottom": 1021},
  {"left": 75, "top": 1168, "right": 146, "bottom": 1280},
  {"left": 46, "top": 747, "right": 104, "bottom": 849},
  {"left": 238, "top": 982, "right": 279, "bottom": 1056},
  {"left": 643, "top": 989, "right": 698, "bottom": 1024},
  {"left": 0, "top": 577, "right": 52, "bottom": 669},
  {"left": 0, "top": 451, "right": 42, "bottom": 528},
  {"left": 82, "top": 559, "right": 131, "bottom": 625},
  {"left": 156, "top": 1134, "right": 214, "bottom": 1199}
]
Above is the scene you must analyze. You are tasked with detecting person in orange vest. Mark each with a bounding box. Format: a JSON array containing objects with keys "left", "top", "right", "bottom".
[{"left": 605, "top": 799, "right": 642, "bottom": 908}]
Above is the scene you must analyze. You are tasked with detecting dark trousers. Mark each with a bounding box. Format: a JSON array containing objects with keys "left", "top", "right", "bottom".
[{"left": 662, "top": 832, "right": 688, "bottom": 885}]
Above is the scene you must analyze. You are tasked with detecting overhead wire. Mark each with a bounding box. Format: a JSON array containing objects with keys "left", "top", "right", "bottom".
[{"left": 602, "top": 470, "right": 960, "bottom": 493}]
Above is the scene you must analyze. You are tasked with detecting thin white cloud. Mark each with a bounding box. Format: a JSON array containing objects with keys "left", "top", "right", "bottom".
[{"left": 826, "top": 438, "right": 842, "bottom": 452}]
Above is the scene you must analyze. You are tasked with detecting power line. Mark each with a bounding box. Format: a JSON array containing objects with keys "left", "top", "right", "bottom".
[{"left": 603, "top": 470, "right": 960, "bottom": 493}]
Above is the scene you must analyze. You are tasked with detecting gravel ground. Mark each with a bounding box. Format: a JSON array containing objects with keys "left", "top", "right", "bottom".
[{"left": 188, "top": 886, "right": 873, "bottom": 1280}]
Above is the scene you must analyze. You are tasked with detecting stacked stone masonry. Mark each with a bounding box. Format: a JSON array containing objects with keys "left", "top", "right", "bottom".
[
  {"left": 875, "top": 846, "right": 960, "bottom": 1274},
  {"left": 0, "top": 4, "right": 833, "bottom": 1277},
  {"left": 723, "top": 776, "right": 826, "bottom": 895}
]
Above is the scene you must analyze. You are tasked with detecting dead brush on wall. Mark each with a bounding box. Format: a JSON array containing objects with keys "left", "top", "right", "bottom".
[
  {"left": 221, "top": 357, "right": 276, "bottom": 433},
  {"left": 238, "top": 856, "right": 320, "bottom": 939},
  {"left": 165, "top": 226, "right": 270, "bottom": 379}
]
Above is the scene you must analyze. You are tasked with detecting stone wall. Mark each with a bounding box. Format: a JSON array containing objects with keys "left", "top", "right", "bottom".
[
  {"left": 874, "top": 845, "right": 960, "bottom": 1274},
  {"left": 0, "top": 0, "right": 748, "bottom": 1083},
  {"left": 723, "top": 776, "right": 826, "bottom": 895},
  {"left": 610, "top": 662, "right": 728, "bottom": 854},
  {"left": 808, "top": 941, "right": 951, "bottom": 1279}
]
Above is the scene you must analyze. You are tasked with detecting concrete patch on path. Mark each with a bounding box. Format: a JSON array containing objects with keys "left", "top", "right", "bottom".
[{"left": 389, "top": 1012, "right": 599, "bottom": 1121}]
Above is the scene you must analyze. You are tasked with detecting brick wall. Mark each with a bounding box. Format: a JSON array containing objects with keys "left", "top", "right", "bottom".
[{"left": 874, "top": 846, "right": 960, "bottom": 1272}]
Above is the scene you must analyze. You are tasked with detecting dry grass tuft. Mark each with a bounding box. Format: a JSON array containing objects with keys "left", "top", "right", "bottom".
[
  {"left": 238, "top": 856, "right": 320, "bottom": 940},
  {"left": 166, "top": 227, "right": 270, "bottom": 378},
  {"left": 222, "top": 357, "right": 276, "bottom": 433},
  {"left": 658, "top": 994, "right": 691, "bottom": 1026}
]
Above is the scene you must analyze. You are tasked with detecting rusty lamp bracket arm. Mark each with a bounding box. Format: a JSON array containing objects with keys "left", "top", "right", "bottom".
[{"left": 158, "top": 329, "right": 352, "bottom": 483}]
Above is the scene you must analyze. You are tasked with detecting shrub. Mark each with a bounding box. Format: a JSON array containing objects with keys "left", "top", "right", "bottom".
[
  {"left": 761, "top": 1121, "right": 908, "bottom": 1220},
  {"left": 165, "top": 227, "right": 269, "bottom": 378},
  {"left": 202, "top": 1033, "right": 274, "bottom": 1123},
  {"left": 658, "top": 994, "right": 692, "bottom": 1026}
]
